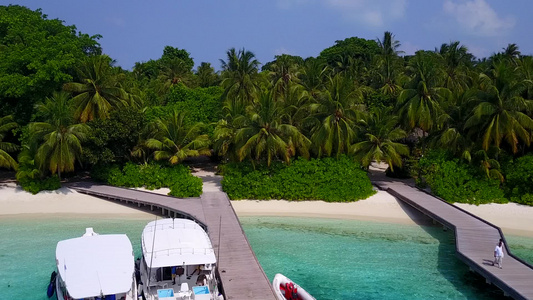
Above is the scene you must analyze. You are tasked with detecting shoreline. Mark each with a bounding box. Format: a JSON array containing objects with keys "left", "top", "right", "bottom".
[
  {"left": 230, "top": 194, "right": 533, "bottom": 238},
  {"left": 0, "top": 182, "right": 153, "bottom": 217},
  {"left": 1, "top": 182, "right": 532, "bottom": 238}
]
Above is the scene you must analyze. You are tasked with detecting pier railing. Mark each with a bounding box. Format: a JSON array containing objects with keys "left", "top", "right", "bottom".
[{"left": 375, "top": 180, "right": 533, "bottom": 300}]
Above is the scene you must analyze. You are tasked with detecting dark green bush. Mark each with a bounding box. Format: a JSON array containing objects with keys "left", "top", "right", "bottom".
[
  {"left": 418, "top": 150, "right": 507, "bottom": 205},
  {"left": 83, "top": 107, "right": 146, "bottom": 166},
  {"left": 16, "top": 148, "right": 61, "bottom": 194},
  {"left": 145, "top": 84, "right": 223, "bottom": 136},
  {"left": 221, "top": 156, "right": 375, "bottom": 202},
  {"left": 19, "top": 176, "right": 61, "bottom": 195},
  {"left": 503, "top": 154, "right": 533, "bottom": 205},
  {"left": 91, "top": 162, "right": 203, "bottom": 197},
  {"left": 169, "top": 177, "right": 203, "bottom": 198}
]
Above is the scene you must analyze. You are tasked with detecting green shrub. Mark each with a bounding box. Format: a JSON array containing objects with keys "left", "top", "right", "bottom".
[
  {"left": 503, "top": 154, "right": 533, "bottom": 206},
  {"left": 169, "top": 176, "right": 203, "bottom": 198},
  {"left": 221, "top": 156, "right": 375, "bottom": 202},
  {"left": 145, "top": 84, "right": 223, "bottom": 136},
  {"left": 91, "top": 162, "right": 202, "bottom": 197},
  {"left": 16, "top": 149, "right": 61, "bottom": 194},
  {"left": 418, "top": 150, "right": 507, "bottom": 205},
  {"left": 19, "top": 176, "right": 61, "bottom": 195},
  {"left": 510, "top": 194, "right": 533, "bottom": 206}
]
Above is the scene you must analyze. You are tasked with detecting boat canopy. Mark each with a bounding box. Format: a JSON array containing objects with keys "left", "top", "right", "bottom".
[
  {"left": 142, "top": 218, "right": 216, "bottom": 268},
  {"left": 56, "top": 234, "right": 134, "bottom": 299}
]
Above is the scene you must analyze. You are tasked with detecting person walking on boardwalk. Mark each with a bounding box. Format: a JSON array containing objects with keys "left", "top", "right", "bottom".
[{"left": 494, "top": 239, "right": 504, "bottom": 269}]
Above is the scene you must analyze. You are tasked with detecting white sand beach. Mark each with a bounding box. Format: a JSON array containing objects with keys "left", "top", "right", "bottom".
[
  {"left": 231, "top": 193, "right": 533, "bottom": 238},
  {"left": 0, "top": 182, "right": 152, "bottom": 217},
  {"left": 1, "top": 181, "right": 532, "bottom": 237},
  {"left": 231, "top": 189, "right": 431, "bottom": 225}
]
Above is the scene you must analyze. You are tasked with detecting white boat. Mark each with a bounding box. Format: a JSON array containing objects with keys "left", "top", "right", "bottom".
[
  {"left": 54, "top": 228, "right": 138, "bottom": 300},
  {"left": 139, "top": 218, "right": 223, "bottom": 300},
  {"left": 272, "top": 273, "right": 316, "bottom": 300}
]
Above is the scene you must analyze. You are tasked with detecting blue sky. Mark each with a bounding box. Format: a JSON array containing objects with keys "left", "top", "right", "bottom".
[{"left": 9, "top": 0, "right": 533, "bottom": 70}]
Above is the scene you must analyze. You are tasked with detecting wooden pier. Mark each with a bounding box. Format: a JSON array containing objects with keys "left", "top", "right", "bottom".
[
  {"left": 67, "top": 181, "right": 276, "bottom": 300},
  {"left": 374, "top": 180, "right": 533, "bottom": 300}
]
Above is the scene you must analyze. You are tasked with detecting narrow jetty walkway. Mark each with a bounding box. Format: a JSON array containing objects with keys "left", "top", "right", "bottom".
[
  {"left": 373, "top": 179, "right": 533, "bottom": 300},
  {"left": 193, "top": 166, "right": 276, "bottom": 299},
  {"left": 67, "top": 167, "right": 276, "bottom": 300}
]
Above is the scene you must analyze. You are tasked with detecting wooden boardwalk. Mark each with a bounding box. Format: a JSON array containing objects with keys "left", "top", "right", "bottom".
[
  {"left": 374, "top": 180, "right": 533, "bottom": 300},
  {"left": 67, "top": 181, "right": 276, "bottom": 300}
]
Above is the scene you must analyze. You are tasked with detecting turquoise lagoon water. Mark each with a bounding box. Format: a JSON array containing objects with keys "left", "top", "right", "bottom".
[
  {"left": 1, "top": 214, "right": 532, "bottom": 299},
  {"left": 240, "top": 216, "right": 530, "bottom": 300},
  {"left": 0, "top": 214, "right": 155, "bottom": 300}
]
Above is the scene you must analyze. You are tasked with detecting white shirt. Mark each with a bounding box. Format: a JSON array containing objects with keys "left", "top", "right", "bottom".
[{"left": 495, "top": 244, "right": 504, "bottom": 257}]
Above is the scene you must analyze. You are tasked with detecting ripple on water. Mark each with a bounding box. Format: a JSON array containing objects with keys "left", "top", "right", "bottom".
[
  {"left": 1, "top": 215, "right": 530, "bottom": 300},
  {"left": 240, "top": 216, "right": 510, "bottom": 300}
]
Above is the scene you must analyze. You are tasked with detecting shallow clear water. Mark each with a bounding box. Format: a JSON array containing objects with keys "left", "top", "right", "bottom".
[
  {"left": 240, "top": 217, "right": 514, "bottom": 300},
  {"left": 0, "top": 214, "right": 155, "bottom": 300},
  {"left": 1, "top": 214, "right": 531, "bottom": 300},
  {"left": 505, "top": 235, "right": 533, "bottom": 265}
]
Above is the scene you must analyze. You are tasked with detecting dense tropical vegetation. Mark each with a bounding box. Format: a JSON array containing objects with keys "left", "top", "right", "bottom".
[{"left": 2, "top": 5, "right": 533, "bottom": 204}]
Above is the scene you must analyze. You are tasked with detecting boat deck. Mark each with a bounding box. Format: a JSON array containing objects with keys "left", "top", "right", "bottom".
[
  {"left": 374, "top": 180, "right": 533, "bottom": 300},
  {"left": 67, "top": 181, "right": 276, "bottom": 300}
]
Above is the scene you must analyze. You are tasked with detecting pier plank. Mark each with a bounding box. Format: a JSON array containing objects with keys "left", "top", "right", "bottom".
[
  {"left": 67, "top": 181, "right": 276, "bottom": 300},
  {"left": 375, "top": 180, "right": 533, "bottom": 300}
]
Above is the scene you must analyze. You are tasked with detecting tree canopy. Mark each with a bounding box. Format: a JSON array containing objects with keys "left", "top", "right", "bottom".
[
  {"left": 4, "top": 4, "right": 533, "bottom": 206},
  {"left": 0, "top": 5, "right": 101, "bottom": 123}
]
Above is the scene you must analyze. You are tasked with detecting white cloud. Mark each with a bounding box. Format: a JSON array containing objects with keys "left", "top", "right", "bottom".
[
  {"left": 443, "top": 0, "right": 515, "bottom": 36},
  {"left": 324, "top": 0, "right": 407, "bottom": 28}
]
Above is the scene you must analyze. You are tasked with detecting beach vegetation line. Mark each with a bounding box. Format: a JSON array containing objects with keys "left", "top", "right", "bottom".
[
  {"left": 2, "top": 6, "right": 533, "bottom": 206},
  {"left": 91, "top": 162, "right": 202, "bottom": 197},
  {"left": 220, "top": 156, "right": 375, "bottom": 202}
]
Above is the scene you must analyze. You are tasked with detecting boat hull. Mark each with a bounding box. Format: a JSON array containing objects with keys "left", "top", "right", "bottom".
[{"left": 272, "top": 273, "right": 316, "bottom": 300}]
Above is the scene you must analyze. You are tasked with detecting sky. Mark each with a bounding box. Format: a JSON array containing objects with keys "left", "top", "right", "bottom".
[{"left": 7, "top": 0, "right": 533, "bottom": 70}]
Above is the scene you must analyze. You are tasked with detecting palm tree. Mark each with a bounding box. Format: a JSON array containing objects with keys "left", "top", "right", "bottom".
[
  {"left": 213, "top": 91, "right": 249, "bottom": 161},
  {"left": 332, "top": 53, "right": 363, "bottom": 79},
  {"left": 279, "top": 84, "right": 313, "bottom": 129},
  {"left": 517, "top": 56, "right": 533, "bottom": 99},
  {"left": 158, "top": 57, "right": 194, "bottom": 89},
  {"left": 465, "top": 62, "right": 533, "bottom": 153},
  {"left": 0, "top": 115, "right": 18, "bottom": 170},
  {"left": 377, "top": 31, "right": 403, "bottom": 57},
  {"left": 474, "top": 148, "right": 504, "bottom": 182},
  {"left": 351, "top": 107, "right": 409, "bottom": 170},
  {"left": 30, "top": 91, "right": 89, "bottom": 179},
  {"left": 235, "top": 90, "right": 310, "bottom": 166},
  {"left": 196, "top": 62, "right": 219, "bottom": 88},
  {"left": 435, "top": 41, "right": 474, "bottom": 93},
  {"left": 310, "top": 74, "right": 365, "bottom": 157},
  {"left": 63, "top": 55, "right": 130, "bottom": 122},
  {"left": 373, "top": 32, "right": 405, "bottom": 97},
  {"left": 430, "top": 88, "right": 477, "bottom": 161},
  {"left": 220, "top": 48, "right": 261, "bottom": 104},
  {"left": 299, "top": 58, "right": 328, "bottom": 100},
  {"left": 397, "top": 51, "right": 450, "bottom": 133},
  {"left": 145, "top": 110, "right": 211, "bottom": 164},
  {"left": 268, "top": 54, "right": 302, "bottom": 101},
  {"left": 503, "top": 43, "right": 521, "bottom": 65}
]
